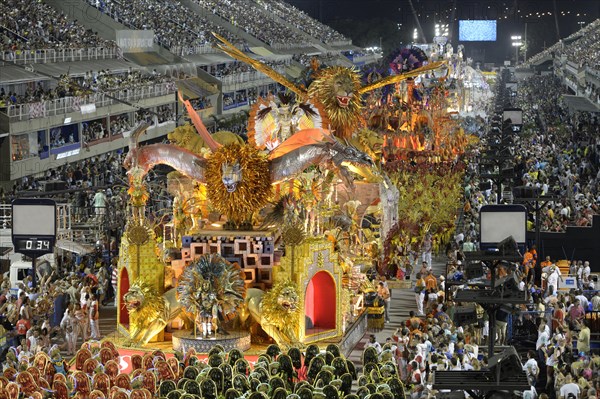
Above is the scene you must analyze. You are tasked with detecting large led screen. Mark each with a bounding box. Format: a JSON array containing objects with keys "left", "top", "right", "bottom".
[{"left": 459, "top": 20, "right": 497, "bottom": 41}]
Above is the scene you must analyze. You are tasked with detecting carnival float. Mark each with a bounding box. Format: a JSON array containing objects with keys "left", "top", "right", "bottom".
[{"left": 113, "top": 33, "right": 489, "bottom": 356}]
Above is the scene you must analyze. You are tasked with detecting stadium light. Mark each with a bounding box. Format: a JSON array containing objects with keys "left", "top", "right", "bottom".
[
  {"left": 413, "top": 28, "right": 418, "bottom": 41},
  {"left": 511, "top": 35, "right": 522, "bottom": 64}
]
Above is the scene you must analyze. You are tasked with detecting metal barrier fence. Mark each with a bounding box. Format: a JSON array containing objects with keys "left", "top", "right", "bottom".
[
  {"left": 170, "top": 44, "right": 217, "bottom": 55},
  {"left": 2, "top": 82, "right": 175, "bottom": 121},
  {"left": 1, "top": 47, "right": 119, "bottom": 65},
  {"left": 270, "top": 42, "right": 311, "bottom": 50}
]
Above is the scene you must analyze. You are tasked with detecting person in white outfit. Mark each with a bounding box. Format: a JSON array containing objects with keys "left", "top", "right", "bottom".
[
  {"left": 414, "top": 273, "right": 426, "bottom": 316},
  {"left": 60, "top": 304, "right": 78, "bottom": 355},
  {"left": 89, "top": 294, "right": 100, "bottom": 340}
]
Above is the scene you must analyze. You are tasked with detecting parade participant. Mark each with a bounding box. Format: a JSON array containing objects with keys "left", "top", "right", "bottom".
[
  {"left": 88, "top": 293, "right": 100, "bottom": 340},
  {"left": 377, "top": 281, "right": 391, "bottom": 323},
  {"left": 414, "top": 273, "right": 426, "bottom": 316}
]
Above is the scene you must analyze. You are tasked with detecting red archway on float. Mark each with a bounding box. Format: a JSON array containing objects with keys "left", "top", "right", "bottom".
[
  {"left": 304, "top": 270, "right": 336, "bottom": 333},
  {"left": 119, "top": 267, "right": 130, "bottom": 325}
]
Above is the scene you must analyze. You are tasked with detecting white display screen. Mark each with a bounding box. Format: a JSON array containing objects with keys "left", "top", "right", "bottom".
[
  {"left": 480, "top": 205, "right": 526, "bottom": 245},
  {"left": 503, "top": 109, "right": 523, "bottom": 125},
  {"left": 12, "top": 204, "right": 55, "bottom": 236},
  {"left": 459, "top": 20, "right": 497, "bottom": 41}
]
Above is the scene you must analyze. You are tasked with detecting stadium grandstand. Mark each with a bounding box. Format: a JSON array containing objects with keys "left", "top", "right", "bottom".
[
  {"left": 0, "top": 0, "right": 374, "bottom": 187},
  {"left": 3, "top": 0, "right": 597, "bottom": 190}
]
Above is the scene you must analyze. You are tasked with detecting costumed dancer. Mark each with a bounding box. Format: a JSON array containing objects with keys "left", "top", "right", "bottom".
[
  {"left": 89, "top": 293, "right": 100, "bottom": 340},
  {"left": 74, "top": 303, "right": 88, "bottom": 342},
  {"left": 414, "top": 273, "right": 426, "bottom": 316},
  {"left": 60, "top": 304, "right": 78, "bottom": 355},
  {"left": 200, "top": 292, "right": 217, "bottom": 337}
]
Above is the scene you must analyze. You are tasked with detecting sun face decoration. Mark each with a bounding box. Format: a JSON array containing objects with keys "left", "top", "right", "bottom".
[{"left": 205, "top": 144, "right": 273, "bottom": 227}]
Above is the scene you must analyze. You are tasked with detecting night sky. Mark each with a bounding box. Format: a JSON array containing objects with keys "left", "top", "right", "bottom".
[{"left": 287, "top": 0, "right": 600, "bottom": 63}]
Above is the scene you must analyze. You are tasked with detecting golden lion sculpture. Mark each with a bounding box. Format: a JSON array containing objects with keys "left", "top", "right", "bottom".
[
  {"left": 123, "top": 280, "right": 181, "bottom": 345},
  {"left": 239, "top": 280, "right": 301, "bottom": 347}
]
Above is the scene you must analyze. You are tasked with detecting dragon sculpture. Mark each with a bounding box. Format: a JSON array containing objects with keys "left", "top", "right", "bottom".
[
  {"left": 212, "top": 32, "right": 446, "bottom": 140},
  {"left": 123, "top": 280, "right": 182, "bottom": 345},
  {"left": 124, "top": 99, "right": 374, "bottom": 229},
  {"left": 239, "top": 280, "right": 301, "bottom": 347},
  {"left": 176, "top": 254, "right": 246, "bottom": 336}
]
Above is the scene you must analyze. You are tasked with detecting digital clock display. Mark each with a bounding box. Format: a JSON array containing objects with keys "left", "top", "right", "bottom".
[{"left": 16, "top": 238, "right": 52, "bottom": 252}]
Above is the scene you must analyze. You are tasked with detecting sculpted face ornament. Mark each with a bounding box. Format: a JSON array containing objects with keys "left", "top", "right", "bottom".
[
  {"left": 123, "top": 288, "right": 142, "bottom": 312},
  {"left": 277, "top": 287, "right": 299, "bottom": 312},
  {"left": 221, "top": 162, "right": 242, "bottom": 193},
  {"left": 333, "top": 78, "right": 353, "bottom": 108}
]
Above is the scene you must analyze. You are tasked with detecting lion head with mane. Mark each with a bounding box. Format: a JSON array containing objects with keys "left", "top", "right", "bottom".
[
  {"left": 205, "top": 144, "right": 273, "bottom": 227},
  {"left": 308, "top": 66, "right": 364, "bottom": 140}
]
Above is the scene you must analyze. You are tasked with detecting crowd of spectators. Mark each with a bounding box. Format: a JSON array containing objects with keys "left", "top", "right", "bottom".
[
  {"left": 82, "top": 120, "right": 108, "bottom": 143},
  {"left": 86, "top": 0, "right": 241, "bottom": 54},
  {"left": 0, "top": 69, "right": 175, "bottom": 108},
  {"left": 293, "top": 52, "right": 341, "bottom": 67},
  {"left": 521, "top": 19, "right": 600, "bottom": 69},
  {"left": 555, "top": 19, "right": 600, "bottom": 70},
  {"left": 0, "top": 263, "right": 114, "bottom": 358},
  {"left": 211, "top": 60, "right": 289, "bottom": 78},
  {"left": 255, "top": 0, "right": 348, "bottom": 44},
  {"left": 109, "top": 114, "right": 133, "bottom": 136},
  {"left": 515, "top": 75, "right": 599, "bottom": 232},
  {"left": 190, "top": 96, "right": 213, "bottom": 110},
  {"left": 458, "top": 75, "right": 598, "bottom": 238},
  {"left": 0, "top": 0, "right": 116, "bottom": 52},
  {"left": 195, "top": 0, "right": 309, "bottom": 47},
  {"left": 156, "top": 104, "right": 175, "bottom": 123}
]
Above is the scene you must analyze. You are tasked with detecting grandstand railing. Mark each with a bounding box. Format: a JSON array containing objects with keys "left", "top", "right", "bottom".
[
  {"left": 170, "top": 44, "right": 217, "bottom": 55},
  {"left": 270, "top": 42, "right": 311, "bottom": 50},
  {"left": 327, "top": 40, "right": 352, "bottom": 46},
  {"left": 1, "top": 47, "right": 120, "bottom": 65},
  {"left": 219, "top": 68, "right": 285, "bottom": 86},
  {"left": 2, "top": 82, "right": 175, "bottom": 121}
]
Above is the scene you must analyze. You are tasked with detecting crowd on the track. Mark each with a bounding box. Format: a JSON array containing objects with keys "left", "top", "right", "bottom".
[
  {"left": 369, "top": 249, "right": 599, "bottom": 399},
  {"left": 461, "top": 75, "right": 599, "bottom": 236},
  {"left": 0, "top": 0, "right": 116, "bottom": 52}
]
